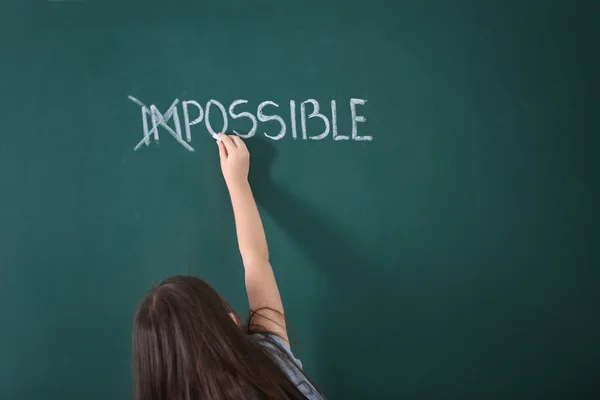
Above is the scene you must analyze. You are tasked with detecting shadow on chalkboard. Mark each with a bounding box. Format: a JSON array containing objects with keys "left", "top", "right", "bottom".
[{"left": 246, "top": 138, "right": 412, "bottom": 398}]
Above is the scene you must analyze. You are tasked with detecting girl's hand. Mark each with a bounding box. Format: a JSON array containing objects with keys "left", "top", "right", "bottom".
[{"left": 217, "top": 133, "right": 250, "bottom": 189}]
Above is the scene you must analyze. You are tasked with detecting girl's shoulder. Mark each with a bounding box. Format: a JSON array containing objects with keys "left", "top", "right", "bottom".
[
  {"left": 252, "top": 333, "right": 302, "bottom": 367},
  {"left": 251, "top": 333, "right": 323, "bottom": 400}
]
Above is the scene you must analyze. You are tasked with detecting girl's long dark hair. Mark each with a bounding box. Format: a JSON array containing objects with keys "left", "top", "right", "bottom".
[{"left": 132, "top": 275, "right": 321, "bottom": 400}]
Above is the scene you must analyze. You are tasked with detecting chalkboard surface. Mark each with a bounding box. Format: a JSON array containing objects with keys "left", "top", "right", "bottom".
[{"left": 1, "top": 0, "right": 598, "bottom": 398}]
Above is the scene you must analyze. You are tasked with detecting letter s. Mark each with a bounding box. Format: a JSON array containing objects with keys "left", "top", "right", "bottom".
[
  {"left": 257, "top": 101, "right": 286, "bottom": 140},
  {"left": 228, "top": 99, "right": 257, "bottom": 139}
]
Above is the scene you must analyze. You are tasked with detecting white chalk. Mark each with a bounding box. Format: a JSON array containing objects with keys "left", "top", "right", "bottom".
[
  {"left": 129, "top": 96, "right": 372, "bottom": 152},
  {"left": 257, "top": 101, "right": 286, "bottom": 140},
  {"left": 229, "top": 99, "right": 257, "bottom": 138},
  {"left": 350, "top": 98, "right": 370, "bottom": 141},
  {"left": 205, "top": 99, "right": 228, "bottom": 139},
  {"left": 128, "top": 95, "right": 146, "bottom": 108},
  {"left": 301, "top": 99, "right": 330, "bottom": 140},
  {"left": 182, "top": 100, "right": 204, "bottom": 142}
]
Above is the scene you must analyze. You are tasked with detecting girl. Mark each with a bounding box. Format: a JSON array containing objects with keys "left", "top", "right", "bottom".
[{"left": 132, "top": 134, "right": 323, "bottom": 400}]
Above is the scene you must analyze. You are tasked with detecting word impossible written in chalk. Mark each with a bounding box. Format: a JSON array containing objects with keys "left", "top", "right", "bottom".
[{"left": 128, "top": 96, "right": 371, "bottom": 152}]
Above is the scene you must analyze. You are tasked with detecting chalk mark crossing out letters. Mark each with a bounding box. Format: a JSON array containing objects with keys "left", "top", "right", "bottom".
[
  {"left": 129, "top": 96, "right": 194, "bottom": 152},
  {"left": 128, "top": 95, "right": 371, "bottom": 152}
]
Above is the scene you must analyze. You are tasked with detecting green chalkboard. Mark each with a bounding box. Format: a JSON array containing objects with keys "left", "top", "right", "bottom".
[{"left": 1, "top": 0, "right": 598, "bottom": 398}]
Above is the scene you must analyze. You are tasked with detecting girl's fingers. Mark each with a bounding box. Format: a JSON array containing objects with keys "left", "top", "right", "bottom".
[
  {"left": 217, "top": 140, "right": 227, "bottom": 160},
  {"left": 218, "top": 133, "right": 237, "bottom": 153},
  {"left": 231, "top": 135, "right": 246, "bottom": 150}
]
